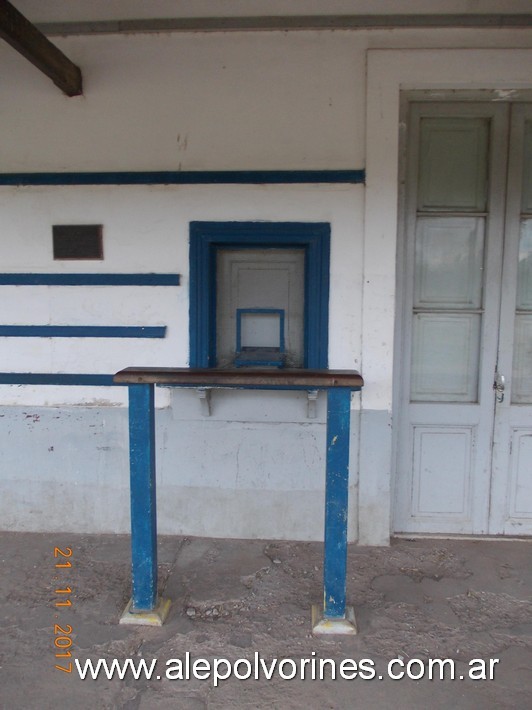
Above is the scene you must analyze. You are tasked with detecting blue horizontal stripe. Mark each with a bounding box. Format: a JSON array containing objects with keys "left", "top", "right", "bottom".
[
  {"left": 0, "top": 373, "right": 119, "bottom": 386},
  {"left": 0, "top": 170, "right": 365, "bottom": 186},
  {"left": 0, "top": 273, "right": 180, "bottom": 286},
  {"left": 0, "top": 325, "right": 166, "bottom": 338}
]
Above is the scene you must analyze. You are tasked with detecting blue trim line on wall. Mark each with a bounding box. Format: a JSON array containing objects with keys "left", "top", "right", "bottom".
[
  {"left": 0, "top": 273, "right": 180, "bottom": 286},
  {"left": 0, "top": 170, "right": 365, "bottom": 186},
  {"left": 0, "top": 326, "right": 166, "bottom": 338},
  {"left": 0, "top": 373, "right": 119, "bottom": 386}
]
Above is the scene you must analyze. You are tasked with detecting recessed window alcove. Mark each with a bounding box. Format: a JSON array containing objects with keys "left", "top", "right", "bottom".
[{"left": 189, "top": 222, "right": 330, "bottom": 368}]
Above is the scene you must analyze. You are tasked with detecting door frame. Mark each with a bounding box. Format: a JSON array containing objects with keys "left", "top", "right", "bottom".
[{"left": 363, "top": 49, "right": 532, "bottom": 544}]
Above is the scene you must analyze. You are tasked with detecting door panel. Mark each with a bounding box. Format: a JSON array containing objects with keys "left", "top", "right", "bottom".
[
  {"left": 411, "top": 426, "right": 473, "bottom": 517},
  {"left": 509, "top": 430, "right": 532, "bottom": 516}
]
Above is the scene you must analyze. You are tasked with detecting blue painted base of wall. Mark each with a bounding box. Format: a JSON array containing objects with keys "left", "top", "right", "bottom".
[{"left": 0, "top": 401, "right": 365, "bottom": 541}]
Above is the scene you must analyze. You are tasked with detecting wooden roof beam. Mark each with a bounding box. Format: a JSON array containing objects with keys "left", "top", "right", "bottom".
[{"left": 0, "top": 0, "right": 82, "bottom": 96}]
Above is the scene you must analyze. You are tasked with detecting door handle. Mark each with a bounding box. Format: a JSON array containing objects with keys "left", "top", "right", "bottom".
[{"left": 494, "top": 373, "right": 505, "bottom": 403}]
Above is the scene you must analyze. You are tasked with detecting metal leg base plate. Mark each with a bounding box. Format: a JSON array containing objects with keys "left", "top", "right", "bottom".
[
  {"left": 311, "top": 604, "right": 357, "bottom": 635},
  {"left": 119, "top": 597, "right": 171, "bottom": 626}
]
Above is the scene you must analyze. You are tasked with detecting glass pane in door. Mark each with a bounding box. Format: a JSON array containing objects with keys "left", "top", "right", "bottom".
[
  {"left": 512, "top": 218, "right": 532, "bottom": 403},
  {"left": 411, "top": 313, "right": 481, "bottom": 401},
  {"left": 512, "top": 119, "right": 532, "bottom": 404},
  {"left": 414, "top": 217, "right": 485, "bottom": 309},
  {"left": 522, "top": 120, "right": 532, "bottom": 212},
  {"left": 418, "top": 118, "right": 489, "bottom": 211},
  {"left": 516, "top": 218, "right": 532, "bottom": 310}
]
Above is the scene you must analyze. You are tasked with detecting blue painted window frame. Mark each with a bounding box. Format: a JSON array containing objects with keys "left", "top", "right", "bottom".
[{"left": 189, "top": 221, "right": 330, "bottom": 368}]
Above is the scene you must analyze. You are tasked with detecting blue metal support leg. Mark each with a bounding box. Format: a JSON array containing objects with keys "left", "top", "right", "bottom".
[
  {"left": 323, "top": 387, "right": 351, "bottom": 619},
  {"left": 128, "top": 383, "right": 158, "bottom": 612}
]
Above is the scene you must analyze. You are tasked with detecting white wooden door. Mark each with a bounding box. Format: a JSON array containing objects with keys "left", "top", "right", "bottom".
[{"left": 394, "top": 100, "right": 532, "bottom": 536}]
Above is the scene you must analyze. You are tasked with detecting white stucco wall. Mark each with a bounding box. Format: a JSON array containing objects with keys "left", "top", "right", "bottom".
[
  {"left": 1, "top": 17, "right": 531, "bottom": 541},
  {"left": 1, "top": 31, "right": 365, "bottom": 172},
  {"left": 0, "top": 183, "right": 363, "bottom": 401}
]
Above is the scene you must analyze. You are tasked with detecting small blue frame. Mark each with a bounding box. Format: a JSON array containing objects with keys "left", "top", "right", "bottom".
[{"left": 235, "top": 308, "right": 285, "bottom": 367}]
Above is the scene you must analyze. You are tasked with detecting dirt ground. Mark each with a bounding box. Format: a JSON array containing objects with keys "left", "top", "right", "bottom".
[{"left": 1, "top": 532, "right": 531, "bottom": 709}]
